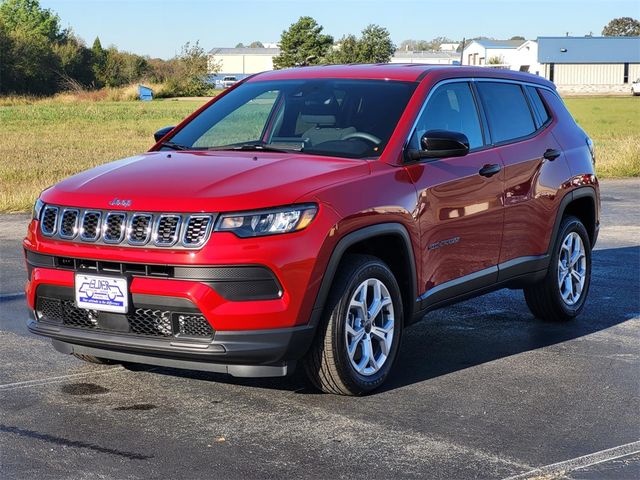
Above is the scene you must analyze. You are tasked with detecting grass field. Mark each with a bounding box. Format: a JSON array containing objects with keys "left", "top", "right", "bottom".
[
  {"left": 564, "top": 96, "right": 640, "bottom": 178},
  {"left": 0, "top": 95, "right": 638, "bottom": 212}
]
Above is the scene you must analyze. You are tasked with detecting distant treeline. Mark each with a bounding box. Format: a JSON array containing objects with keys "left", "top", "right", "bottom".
[{"left": 0, "top": 0, "right": 211, "bottom": 96}]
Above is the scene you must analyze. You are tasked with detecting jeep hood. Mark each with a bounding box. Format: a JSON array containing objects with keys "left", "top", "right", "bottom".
[{"left": 41, "top": 151, "right": 370, "bottom": 212}]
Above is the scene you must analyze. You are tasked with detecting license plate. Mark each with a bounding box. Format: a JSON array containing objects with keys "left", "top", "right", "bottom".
[{"left": 75, "top": 273, "right": 128, "bottom": 314}]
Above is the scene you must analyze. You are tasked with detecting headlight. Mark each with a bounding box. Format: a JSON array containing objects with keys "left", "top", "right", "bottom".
[
  {"left": 32, "top": 198, "right": 45, "bottom": 220},
  {"left": 215, "top": 204, "right": 318, "bottom": 238}
]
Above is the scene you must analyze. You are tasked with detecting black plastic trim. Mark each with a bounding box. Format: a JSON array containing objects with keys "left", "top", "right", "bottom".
[
  {"left": 415, "top": 254, "right": 550, "bottom": 316},
  {"left": 309, "top": 223, "right": 418, "bottom": 327},
  {"left": 547, "top": 187, "right": 598, "bottom": 254},
  {"left": 29, "top": 317, "right": 314, "bottom": 368},
  {"left": 25, "top": 250, "right": 283, "bottom": 301}
]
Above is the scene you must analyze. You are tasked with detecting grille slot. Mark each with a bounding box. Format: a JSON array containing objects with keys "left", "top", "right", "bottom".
[
  {"left": 41, "top": 206, "right": 59, "bottom": 235},
  {"left": 59, "top": 209, "right": 79, "bottom": 238},
  {"left": 80, "top": 211, "right": 102, "bottom": 241},
  {"left": 128, "top": 214, "right": 152, "bottom": 245},
  {"left": 103, "top": 212, "right": 126, "bottom": 243},
  {"left": 183, "top": 215, "right": 212, "bottom": 247},
  {"left": 154, "top": 215, "right": 181, "bottom": 246},
  {"left": 177, "top": 314, "right": 213, "bottom": 337}
]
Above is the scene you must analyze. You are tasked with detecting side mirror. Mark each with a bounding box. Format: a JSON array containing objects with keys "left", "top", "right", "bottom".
[
  {"left": 154, "top": 126, "right": 175, "bottom": 143},
  {"left": 408, "top": 130, "right": 470, "bottom": 161}
]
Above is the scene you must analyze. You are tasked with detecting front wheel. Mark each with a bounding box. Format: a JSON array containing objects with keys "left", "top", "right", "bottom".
[
  {"left": 303, "top": 254, "right": 403, "bottom": 395},
  {"left": 524, "top": 215, "right": 592, "bottom": 321}
]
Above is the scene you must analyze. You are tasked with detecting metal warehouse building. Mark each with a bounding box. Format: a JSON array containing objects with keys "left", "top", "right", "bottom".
[
  {"left": 538, "top": 36, "right": 640, "bottom": 94},
  {"left": 208, "top": 47, "right": 280, "bottom": 85}
]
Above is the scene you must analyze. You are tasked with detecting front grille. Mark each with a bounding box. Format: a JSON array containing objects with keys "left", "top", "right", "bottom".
[
  {"left": 38, "top": 296, "right": 64, "bottom": 322},
  {"left": 80, "top": 211, "right": 101, "bottom": 241},
  {"left": 36, "top": 297, "right": 213, "bottom": 339},
  {"left": 183, "top": 216, "right": 212, "bottom": 246},
  {"left": 129, "top": 308, "right": 172, "bottom": 337},
  {"left": 103, "top": 213, "right": 126, "bottom": 243},
  {"left": 39, "top": 205, "right": 215, "bottom": 249},
  {"left": 128, "top": 214, "right": 152, "bottom": 245},
  {"left": 41, "top": 206, "right": 59, "bottom": 235},
  {"left": 62, "top": 301, "right": 97, "bottom": 328},
  {"left": 59, "top": 209, "right": 79, "bottom": 238},
  {"left": 178, "top": 314, "right": 214, "bottom": 337},
  {"left": 154, "top": 215, "right": 181, "bottom": 246}
]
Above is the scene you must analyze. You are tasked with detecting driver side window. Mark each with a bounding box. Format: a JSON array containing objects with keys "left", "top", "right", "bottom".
[{"left": 411, "top": 82, "right": 484, "bottom": 151}]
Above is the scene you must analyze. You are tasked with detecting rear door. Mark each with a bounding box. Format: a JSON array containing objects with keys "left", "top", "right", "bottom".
[
  {"left": 475, "top": 81, "right": 569, "bottom": 271},
  {"left": 404, "top": 81, "right": 504, "bottom": 306}
]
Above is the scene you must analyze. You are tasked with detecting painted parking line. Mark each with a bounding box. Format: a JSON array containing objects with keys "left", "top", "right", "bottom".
[
  {"left": 0, "top": 292, "right": 25, "bottom": 302},
  {"left": 0, "top": 366, "right": 124, "bottom": 391},
  {"left": 504, "top": 440, "right": 640, "bottom": 480}
]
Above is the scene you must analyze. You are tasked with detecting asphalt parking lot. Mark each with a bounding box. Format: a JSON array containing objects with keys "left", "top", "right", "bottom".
[{"left": 0, "top": 179, "right": 638, "bottom": 480}]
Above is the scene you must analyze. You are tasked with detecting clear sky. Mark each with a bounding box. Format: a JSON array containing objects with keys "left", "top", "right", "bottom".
[{"left": 41, "top": 0, "right": 640, "bottom": 59}]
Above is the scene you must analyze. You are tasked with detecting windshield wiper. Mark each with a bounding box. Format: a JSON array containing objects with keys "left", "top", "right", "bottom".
[
  {"left": 160, "top": 141, "right": 189, "bottom": 151},
  {"left": 208, "top": 142, "right": 302, "bottom": 153}
]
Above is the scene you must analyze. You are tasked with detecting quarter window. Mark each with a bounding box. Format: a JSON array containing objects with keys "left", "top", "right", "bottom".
[
  {"left": 477, "top": 82, "right": 536, "bottom": 144},
  {"left": 410, "top": 82, "right": 484, "bottom": 150},
  {"left": 526, "top": 86, "right": 550, "bottom": 126}
]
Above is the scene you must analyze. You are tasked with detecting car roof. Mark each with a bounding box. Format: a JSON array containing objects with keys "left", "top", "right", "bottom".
[{"left": 249, "top": 64, "right": 554, "bottom": 88}]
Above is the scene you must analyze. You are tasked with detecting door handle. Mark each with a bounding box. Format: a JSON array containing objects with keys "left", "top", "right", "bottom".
[
  {"left": 479, "top": 164, "right": 501, "bottom": 178},
  {"left": 543, "top": 148, "right": 561, "bottom": 161}
]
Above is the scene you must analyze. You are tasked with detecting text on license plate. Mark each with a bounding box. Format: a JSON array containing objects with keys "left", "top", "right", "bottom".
[{"left": 75, "top": 273, "right": 128, "bottom": 314}]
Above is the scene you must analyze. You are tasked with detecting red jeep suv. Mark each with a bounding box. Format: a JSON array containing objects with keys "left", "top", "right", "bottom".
[{"left": 24, "top": 65, "right": 599, "bottom": 395}]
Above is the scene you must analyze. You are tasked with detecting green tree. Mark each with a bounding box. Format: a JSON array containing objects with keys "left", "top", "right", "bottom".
[
  {"left": 53, "top": 33, "right": 94, "bottom": 88},
  {"left": 0, "top": 17, "right": 15, "bottom": 93},
  {"left": 273, "top": 16, "right": 333, "bottom": 68},
  {"left": 356, "top": 24, "right": 395, "bottom": 63},
  {"left": 235, "top": 42, "right": 245, "bottom": 48},
  {"left": 248, "top": 41, "right": 264, "bottom": 48},
  {"left": 0, "top": 0, "right": 62, "bottom": 41},
  {"left": 91, "top": 36, "right": 107, "bottom": 87},
  {"left": 602, "top": 17, "right": 640, "bottom": 36},
  {"left": 0, "top": 0, "right": 65, "bottom": 94},
  {"left": 330, "top": 25, "right": 395, "bottom": 64},
  {"left": 327, "top": 35, "right": 359, "bottom": 63},
  {"left": 510, "top": 35, "right": 526, "bottom": 41}
]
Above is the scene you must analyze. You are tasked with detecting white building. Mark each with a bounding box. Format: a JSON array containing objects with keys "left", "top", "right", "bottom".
[
  {"left": 390, "top": 50, "right": 460, "bottom": 65},
  {"left": 461, "top": 39, "right": 541, "bottom": 74},
  {"left": 208, "top": 47, "right": 280, "bottom": 77},
  {"left": 439, "top": 42, "right": 460, "bottom": 52},
  {"left": 538, "top": 36, "right": 640, "bottom": 94}
]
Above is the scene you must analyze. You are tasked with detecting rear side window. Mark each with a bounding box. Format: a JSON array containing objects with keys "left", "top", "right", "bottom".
[
  {"left": 411, "top": 82, "right": 484, "bottom": 150},
  {"left": 477, "top": 82, "right": 536, "bottom": 143},
  {"left": 526, "top": 86, "right": 550, "bottom": 126}
]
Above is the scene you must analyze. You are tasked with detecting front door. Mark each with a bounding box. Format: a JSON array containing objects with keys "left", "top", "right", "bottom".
[{"left": 404, "top": 81, "right": 504, "bottom": 306}]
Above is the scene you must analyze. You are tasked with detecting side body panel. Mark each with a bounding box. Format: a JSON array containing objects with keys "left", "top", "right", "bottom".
[{"left": 497, "top": 125, "right": 571, "bottom": 263}]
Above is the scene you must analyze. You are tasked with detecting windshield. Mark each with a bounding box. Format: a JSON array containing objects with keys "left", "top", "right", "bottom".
[{"left": 166, "top": 79, "right": 417, "bottom": 159}]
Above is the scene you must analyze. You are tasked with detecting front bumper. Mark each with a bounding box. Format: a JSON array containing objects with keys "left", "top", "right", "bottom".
[{"left": 27, "top": 308, "right": 315, "bottom": 377}]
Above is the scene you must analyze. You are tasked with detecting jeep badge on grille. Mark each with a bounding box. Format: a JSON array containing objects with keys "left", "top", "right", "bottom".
[{"left": 109, "top": 198, "right": 132, "bottom": 207}]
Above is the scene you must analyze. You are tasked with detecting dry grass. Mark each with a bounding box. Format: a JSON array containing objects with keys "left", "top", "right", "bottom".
[
  {"left": 0, "top": 95, "right": 637, "bottom": 212},
  {"left": 0, "top": 99, "right": 204, "bottom": 212},
  {"left": 564, "top": 96, "right": 640, "bottom": 178}
]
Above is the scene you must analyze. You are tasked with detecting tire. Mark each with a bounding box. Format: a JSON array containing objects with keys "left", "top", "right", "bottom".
[
  {"left": 72, "top": 353, "right": 117, "bottom": 365},
  {"left": 524, "top": 215, "right": 592, "bottom": 321},
  {"left": 303, "top": 254, "right": 404, "bottom": 395}
]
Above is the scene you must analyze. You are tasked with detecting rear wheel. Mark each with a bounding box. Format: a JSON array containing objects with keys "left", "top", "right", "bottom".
[
  {"left": 524, "top": 215, "right": 591, "bottom": 321},
  {"left": 303, "top": 254, "right": 403, "bottom": 395}
]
